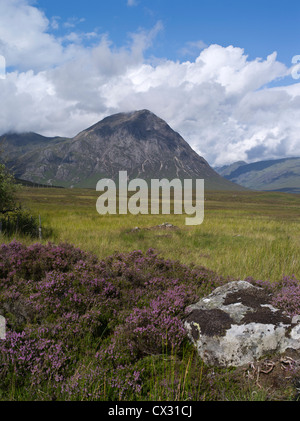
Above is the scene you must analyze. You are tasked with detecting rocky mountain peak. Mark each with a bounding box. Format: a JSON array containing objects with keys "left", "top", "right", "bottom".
[{"left": 0, "top": 110, "right": 244, "bottom": 190}]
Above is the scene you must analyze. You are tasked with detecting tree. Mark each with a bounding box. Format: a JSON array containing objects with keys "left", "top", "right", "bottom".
[
  {"left": 0, "top": 162, "right": 18, "bottom": 214},
  {"left": 0, "top": 142, "right": 38, "bottom": 237}
]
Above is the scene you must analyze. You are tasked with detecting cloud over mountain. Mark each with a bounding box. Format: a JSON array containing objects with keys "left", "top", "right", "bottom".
[{"left": 0, "top": 0, "right": 299, "bottom": 166}]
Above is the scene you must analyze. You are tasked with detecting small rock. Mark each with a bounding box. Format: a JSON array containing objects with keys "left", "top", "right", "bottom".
[
  {"left": 130, "top": 227, "right": 140, "bottom": 232},
  {"left": 158, "top": 222, "right": 178, "bottom": 229},
  {"left": 0, "top": 316, "right": 5, "bottom": 339}
]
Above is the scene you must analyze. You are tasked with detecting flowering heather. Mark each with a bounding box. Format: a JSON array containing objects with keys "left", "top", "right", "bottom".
[
  {"left": 246, "top": 275, "right": 300, "bottom": 317},
  {"left": 0, "top": 240, "right": 299, "bottom": 400},
  {"left": 0, "top": 241, "right": 227, "bottom": 399}
]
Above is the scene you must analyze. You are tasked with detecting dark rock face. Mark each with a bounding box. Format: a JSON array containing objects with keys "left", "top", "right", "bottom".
[
  {"left": 1, "top": 110, "right": 243, "bottom": 190},
  {"left": 184, "top": 281, "right": 300, "bottom": 367},
  {"left": 70, "top": 110, "right": 213, "bottom": 182},
  {"left": 186, "top": 308, "right": 234, "bottom": 339}
]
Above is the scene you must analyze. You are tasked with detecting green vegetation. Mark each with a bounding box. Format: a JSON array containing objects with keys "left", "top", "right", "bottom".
[
  {"left": 216, "top": 157, "right": 300, "bottom": 194},
  {"left": 0, "top": 186, "right": 299, "bottom": 401},
  {"left": 7, "top": 187, "right": 300, "bottom": 281},
  {"left": 0, "top": 163, "right": 39, "bottom": 236},
  {"left": 0, "top": 162, "right": 17, "bottom": 213}
]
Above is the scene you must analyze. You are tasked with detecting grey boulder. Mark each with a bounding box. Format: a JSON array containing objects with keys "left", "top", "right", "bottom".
[{"left": 184, "top": 281, "right": 300, "bottom": 367}]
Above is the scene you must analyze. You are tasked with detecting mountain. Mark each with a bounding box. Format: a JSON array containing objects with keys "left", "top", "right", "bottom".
[
  {"left": 214, "top": 161, "right": 248, "bottom": 177},
  {"left": 215, "top": 158, "right": 300, "bottom": 194},
  {"left": 0, "top": 110, "right": 244, "bottom": 190}
]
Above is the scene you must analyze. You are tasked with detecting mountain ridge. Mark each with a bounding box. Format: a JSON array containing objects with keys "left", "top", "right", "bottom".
[
  {"left": 0, "top": 110, "right": 244, "bottom": 190},
  {"left": 215, "top": 157, "right": 300, "bottom": 194}
]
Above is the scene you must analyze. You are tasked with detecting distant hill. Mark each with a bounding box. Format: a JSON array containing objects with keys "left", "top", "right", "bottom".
[
  {"left": 0, "top": 110, "right": 244, "bottom": 191},
  {"left": 214, "top": 161, "right": 248, "bottom": 177},
  {"left": 215, "top": 157, "right": 300, "bottom": 194},
  {"left": 15, "top": 178, "right": 64, "bottom": 189}
]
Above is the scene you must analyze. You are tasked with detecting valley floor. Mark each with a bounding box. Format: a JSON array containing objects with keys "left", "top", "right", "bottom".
[
  {"left": 8, "top": 187, "right": 300, "bottom": 282},
  {"left": 0, "top": 187, "right": 299, "bottom": 402}
]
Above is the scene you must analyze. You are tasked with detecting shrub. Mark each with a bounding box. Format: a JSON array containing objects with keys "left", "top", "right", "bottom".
[
  {"left": 1, "top": 240, "right": 298, "bottom": 400},
  {"left": 247, "top": 275, "right": 300, "bottom": 316},
  {"left": 0, "top": 208, "right": 39, "bottom": 238},
  {"left": 271, "top": 275, "right": 300, "bottom": 317},
  {"left": 0, "top": 163, "right": 17, "bottom": 214},
  {"left": 0, "top": 241, "right": 228, "bottom": 399}
]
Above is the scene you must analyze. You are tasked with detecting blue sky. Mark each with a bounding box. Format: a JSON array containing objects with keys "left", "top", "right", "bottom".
[
  {"left": 37, "top": 0, "right": 300, "bottom": 66},
  {"left": 0, "top": 0, "right": 300, "bottom": 165}
]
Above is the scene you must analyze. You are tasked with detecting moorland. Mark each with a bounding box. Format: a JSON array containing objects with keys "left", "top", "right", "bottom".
[
  {"left": 0, "top": 187, "right": 299, "bottom": 401},
  {"left": 14, "top": 187, "right": 300, "bottom": 281}
]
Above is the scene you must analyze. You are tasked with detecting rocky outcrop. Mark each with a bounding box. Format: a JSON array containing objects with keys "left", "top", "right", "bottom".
[
  {"left": 184, "top": 281, "right": 300, "bottom": 367},
  {"left": 0, "top": 110, "right": 244, "bottom": 190}
]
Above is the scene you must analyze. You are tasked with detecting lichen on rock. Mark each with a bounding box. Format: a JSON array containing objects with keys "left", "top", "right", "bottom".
[{"left": 184, "top": 281, "right": 300, "bottom": 367}]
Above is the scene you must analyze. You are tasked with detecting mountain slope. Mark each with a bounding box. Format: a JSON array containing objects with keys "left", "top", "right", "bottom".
[
  {"left": 0, "top": 110, "right": 244, "bottom": 190},
  {"left": 215, "top": 158, "right": 300, "bottom": 194},
  {"left": 215, "top": 161, "right": 248, "bottom": 177}
]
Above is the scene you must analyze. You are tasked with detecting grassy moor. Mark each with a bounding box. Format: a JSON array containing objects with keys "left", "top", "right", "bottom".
[
  {"left": 0, "top": 187, "right": 299, "bottom": 401},
  {"left": 13, "top": 187, "right": 300, "bottom": 281}
]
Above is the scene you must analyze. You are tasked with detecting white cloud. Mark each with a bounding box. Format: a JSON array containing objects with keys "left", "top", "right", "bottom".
[
  {"left": 179, "top": 40, "right": 207, "bottom": 57},
  {"left": 0, "top": 0, "right": 299, "bottom": 166},
  {"left": 63, "top": 17, "right": 86, "bottom": 29},
  {"left": 127, "top": 0, "right": 138, "bottom": 6},
  {"left": 50, "top": 16, "right": 61, "bottom": 30},
  {"left": 0, "top": 0, "right": 63, "bottom": 70}
]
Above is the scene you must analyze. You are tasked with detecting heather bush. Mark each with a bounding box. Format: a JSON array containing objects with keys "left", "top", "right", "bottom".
[
  {"left": 0, "top": 241, "right": 228, "bottom": 400},
  {"left": 0, "top": 240, "right": 299, "bottom": 400},
  {"left": 270, "top": 275, "right": 300, "bottom": 317},
  {"left": 247, "top": 275, "right": 300, "bottom": 317},
  {"left": 0, "top": 240, "right": 98, "bottom": 283},
  {"left": 0, "top": 328, "right": 70, "bottom": 388}
]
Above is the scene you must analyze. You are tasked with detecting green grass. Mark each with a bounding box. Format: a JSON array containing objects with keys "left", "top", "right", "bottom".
[
  {"left": 5, "top": 187, "right": 299, "bottom": 282},
  {"left": 1, "top": 187, "right": 300, "bottom": 401}
]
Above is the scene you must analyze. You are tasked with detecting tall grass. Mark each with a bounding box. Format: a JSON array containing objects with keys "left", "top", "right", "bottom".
[
  {"left": 6, "top": 187, "right": 300, "bottom": 281},
  {"left": 1, "top": 188, "right": 299, "bottom": 401}
]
